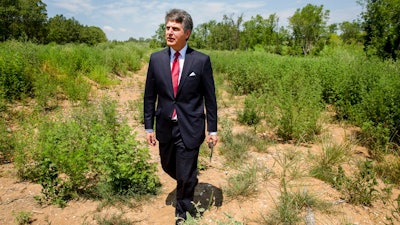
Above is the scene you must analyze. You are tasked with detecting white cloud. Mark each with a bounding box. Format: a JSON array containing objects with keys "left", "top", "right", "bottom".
[
  {"left": 50, "top": 0, "right": 96, "bottom": 15},
  {"left": 103, "top": 26, "right": 114, "bottom": 31}
]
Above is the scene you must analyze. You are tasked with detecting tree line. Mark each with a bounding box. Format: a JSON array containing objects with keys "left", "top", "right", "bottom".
[
  {"left": 0, "top": 0, "right": 107, "bottom": 44},
  {"left": 151, "top": 0, "right": 398, "bottom": 60},
  {"left": 1, "top": 0, "right": 399, "bottom": 60}
]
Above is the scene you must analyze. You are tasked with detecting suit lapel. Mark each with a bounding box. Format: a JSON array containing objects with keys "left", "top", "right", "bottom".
[
  {"left": 177, "top": 47, "right": 194, "bottom": 96},
  {"left": 160, "top": 48, "right": 174, "bottom": 98}
]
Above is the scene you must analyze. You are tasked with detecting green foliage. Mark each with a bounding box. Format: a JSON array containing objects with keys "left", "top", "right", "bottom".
[
  {"left": 310, "top": 143, "right": 379, "bottom": 206},
  {"left": 0, "top": 0, "right": 106, "bottom": 44},
  {"left": 375, "top": 156, "right": 400, "bottom": 185},
  {"left": 212, "top": 51, "right": 323, "bottom": 142},
  {"left": 13, "top": 210, "right": 33, "bottom": 225},
  {"left": 360, "top": 0, "right": 400, "bottom": 60},
  {"left": 218, "top": 118, "right": 248, "bottom": 167},
  {"left": 0, "top": 0, "right": 47, "bottom": 43},
  {"left": 94, "top": 213, "right": 133, "bottom": 225},
  {"left": 237, "top": 96, "right": 260, "bottom": 126},
  {"left": 212, "top": 46, "right": 400, "bottom": 154},
  {"left": 342, "top": 160, "right": 379, "bottom": 206},
  {"left": 15, "top": 99, "right": 160, "bottom": 205},
  {"left": 205, "top": 14, "right": 243, "bottom": 51},
  {"left": 240, "top": 14, "right": 279, "bottom": 51},
  {"left": 309, "top": 142, "right": 351, "bottom": 184},
  {"left": 317, "top": 161, "right": 379, "bottom": 206},
  {"left": 224, "top": 163, "right": 258, "bottom": 198},
  {"left": 339, "top": 21, "right": 363, "bottom": 44},
  {"left": 265, "top": 190, "right": 322, "bottom": 225},
  {"left": 265, "top": 150, "right": 330, "bottom": 225},
  {"left": 289, "top": 4, "right": 330, "bottom": 55},
  {"left": 0, "top": 42, "right": 35, "bottom": 102},
  {"left": 0, "top": 41, "right": 148, "bottom": 110},
  {"left": 0, "top": 117, "right": 15, "bottom": 163}
]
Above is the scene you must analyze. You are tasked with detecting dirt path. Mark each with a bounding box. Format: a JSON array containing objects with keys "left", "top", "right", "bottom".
[{"left": 1, "top": 65, "right": 399, "bottom": 225}]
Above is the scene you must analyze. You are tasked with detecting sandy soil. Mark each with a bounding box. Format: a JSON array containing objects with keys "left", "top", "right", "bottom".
[{"left": 1, "top": 65, "right": 399, "bottom": 225}]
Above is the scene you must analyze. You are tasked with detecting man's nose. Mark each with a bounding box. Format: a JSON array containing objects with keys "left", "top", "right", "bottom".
[{"left": 166, "top": 28, "right": 174, "bottom": 35}]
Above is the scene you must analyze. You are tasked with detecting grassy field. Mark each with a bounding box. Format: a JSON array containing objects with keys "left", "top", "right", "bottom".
[{"left": 1, "top": 41, "right": 400, "bottom": 224}]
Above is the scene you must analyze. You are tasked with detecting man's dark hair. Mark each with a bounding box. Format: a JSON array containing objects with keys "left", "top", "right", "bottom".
[{"left": 165, "top": 9, "right": 193, "bottom": 33}]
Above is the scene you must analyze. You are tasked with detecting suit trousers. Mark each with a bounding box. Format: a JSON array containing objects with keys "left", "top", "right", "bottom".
[{"left": 159, "top": 121, "right": 199, "bottom": 221}]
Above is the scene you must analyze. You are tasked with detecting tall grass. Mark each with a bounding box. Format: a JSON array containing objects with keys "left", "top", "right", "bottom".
[
  {"left": 210, "top": 46, "right": 400, "bottom": 152},
  {"left": 0, "top": 41, "right": 149, "bottom": 110}
]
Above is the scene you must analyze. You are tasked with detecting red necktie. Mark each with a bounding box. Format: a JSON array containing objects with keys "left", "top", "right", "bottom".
[{"left": 171, "top": 51, "right": 180, "bottom": 118}]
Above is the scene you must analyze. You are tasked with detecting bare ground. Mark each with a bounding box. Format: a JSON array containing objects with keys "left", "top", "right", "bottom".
[{"left": 1, "top": 65, "right": 399, "bottom": 225}]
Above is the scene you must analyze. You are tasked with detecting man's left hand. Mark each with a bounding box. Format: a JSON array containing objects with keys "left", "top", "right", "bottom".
[{"left": 207, "top": 134, "right": 218, "bottom": 147}]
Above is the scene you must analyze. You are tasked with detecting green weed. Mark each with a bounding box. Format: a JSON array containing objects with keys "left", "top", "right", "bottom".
[
  {"left": 224, "top": 163, "right": 259, "bottom": 198},
  {"left": 309, "top": 141, "right": 352, "bottom": 184},
  {"left": 14, "top": 211, "right": 33, "bottom": 225},
  {"left": 15, "top": 99, "right": 160, "bottom": 206}
]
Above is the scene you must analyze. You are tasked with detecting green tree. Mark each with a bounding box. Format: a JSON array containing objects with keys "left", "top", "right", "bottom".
[
  {"left": 47, "top": 15, "right": 81, "bottom": 44},
  {"left": 0, "top": 0, "right": 47, "bottom": 42},
  {"left": 208, "top": 14, "right": 243, "bottom": 50},
  {"left": 79, "top": 26, "right": 107, "bottom": 45},
  {"left": 289, "top": 4, "right": 330, "bottom": 55},
  {"left": 339, "top": 20, "right": 363, "bottom": 44},
  {"left": 359, "top": 0, "right": 400, "bottom": 60},
  {"left": 240, "top": 14, "right": 279, "bottom": 50},
  {"left": 0, "top": 0, "right": 19, "bottom": 41},
  {"left": 190, "top": 21, "right": 214, "bottom": 49},
  {"left": 150, "top": 23, "right": 166, "bottom": 48},
  {"left": 19, "top": 0, "right": 47, "bottom": 42}
]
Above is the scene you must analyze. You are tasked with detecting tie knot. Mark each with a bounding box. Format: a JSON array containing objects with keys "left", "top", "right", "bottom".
[{"left": 174, "top": 51, "right": 180, "bottom": 59}]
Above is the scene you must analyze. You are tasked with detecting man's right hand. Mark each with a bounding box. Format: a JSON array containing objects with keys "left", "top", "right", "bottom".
[{"left": 146, "top": 132, "right": 157, "bottom": 146}]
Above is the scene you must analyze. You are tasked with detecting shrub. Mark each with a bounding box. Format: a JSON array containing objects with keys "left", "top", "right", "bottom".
[
  {"left": 375, "top": 155, "right": 400, "bottom": 185},
  {"left": 309, "top": 142, "right": 351, "bottom": 184},
  {"left": 0, "top": 118, "right": 15, "bottom": 164},
  {"left": 342, "top": 160, "right": 379, "bottom": 206},
  {"left": 218, "top": 118, "right": 248, "bottom": 167},
  {"left": 224, "top": 163, "right": 258, "bottom": 198},
  {"left": 0, "top": 42, "right": 35, "bottom": 102},
  {"left": 237, "top": 95, "right": 261, "bottom": 126},
  {"left": 15, "top": 99, "right": 160, "bottom": 206}
]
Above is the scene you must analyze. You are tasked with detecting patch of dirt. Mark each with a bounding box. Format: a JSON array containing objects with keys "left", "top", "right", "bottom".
[{"left": 1, "top": 65, "right": 399, "bottom": 225}]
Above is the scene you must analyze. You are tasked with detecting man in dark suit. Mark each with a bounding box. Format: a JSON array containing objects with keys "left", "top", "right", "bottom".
[{"left": 143, "top": 8, "right": 218, "bottom": 223}]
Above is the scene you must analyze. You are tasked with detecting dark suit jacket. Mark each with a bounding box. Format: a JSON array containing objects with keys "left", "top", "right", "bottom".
[{"left": 144, "top": 47, "right": 217, "bottom": 149}]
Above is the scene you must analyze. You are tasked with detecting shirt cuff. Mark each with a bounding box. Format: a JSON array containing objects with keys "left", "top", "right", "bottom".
[
  {"left": 145, "top": 129, "right": 154, "bottom": 133},
  {"left": 208, "top": 132, "right": 217, "bottom": 135}
]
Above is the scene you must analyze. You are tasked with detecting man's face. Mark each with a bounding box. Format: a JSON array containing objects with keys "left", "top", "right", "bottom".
[{"left": 165, "top": 20, "right": 190, "bottom": 51}]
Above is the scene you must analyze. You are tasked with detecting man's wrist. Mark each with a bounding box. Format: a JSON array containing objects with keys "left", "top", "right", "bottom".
[{"left": 146, "top": 129, "right": 154, "bottom": 133}]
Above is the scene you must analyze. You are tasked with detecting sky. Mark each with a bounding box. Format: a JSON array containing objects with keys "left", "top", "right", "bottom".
[{"left": 43, "top": 0, "right": 364, "bottom": 41}]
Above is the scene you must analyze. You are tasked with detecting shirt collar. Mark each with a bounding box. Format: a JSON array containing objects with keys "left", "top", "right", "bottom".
[{"left": 170, "top": 45, "right": 187, "bottom": 59}]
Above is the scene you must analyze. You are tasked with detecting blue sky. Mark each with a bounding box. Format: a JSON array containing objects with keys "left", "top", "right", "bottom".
[{"left": 43, "top": 0, "right": 364, "bottom": 41}]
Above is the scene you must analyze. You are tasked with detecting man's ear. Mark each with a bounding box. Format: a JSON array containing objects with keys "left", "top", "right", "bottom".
[{"left": 185, "top": 30, "right": 191, "bottom": 40}]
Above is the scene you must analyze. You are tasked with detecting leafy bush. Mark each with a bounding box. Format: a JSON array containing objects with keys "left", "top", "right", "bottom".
[
  {"left": 211, "top": 47, "right": 400, "bottom": 156},
  {"left": 237, "top": 95, "right": 261, "bottom": 126},
  {"left": 0, "top": 118, "right": 15, "bottom": 164},
  {"left": 0, "top": 42, "right": 36, "bottom": 102},
  {"left": 15, "top": 99, "right": 160, "bottom": 206},
  {"left": 341, "top": 160, "right": 379, "bottom": 206},
  {"left": 211, "top": 51, "right": 323, "bottom": 142}
]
